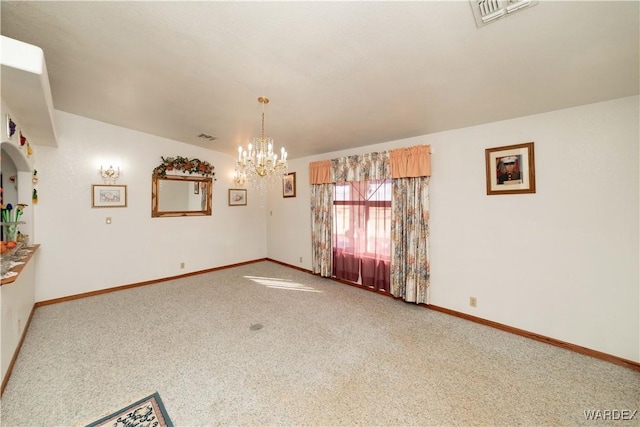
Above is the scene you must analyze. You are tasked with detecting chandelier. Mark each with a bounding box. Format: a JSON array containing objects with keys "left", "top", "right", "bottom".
[{"left": 234, "top": 97, "right": 288, "bottom": 190}]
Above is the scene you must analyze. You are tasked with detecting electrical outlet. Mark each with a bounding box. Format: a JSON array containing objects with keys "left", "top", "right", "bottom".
[
  {"left": 299, "top": 257, "right": 303, "bottom": 263},
  {"left": 470, "top": 297, "right": 477, "bottom": 307},
  {"left": 180, "top": 262, "right": 185, "bottom": 269},
  {"left": 17, "top": 318, "right": 22, "bottom": 333}
]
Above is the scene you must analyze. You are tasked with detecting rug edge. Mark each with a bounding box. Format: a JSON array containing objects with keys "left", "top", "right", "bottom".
[{"left": 84, "top": 391, "right": 173, "bottom": 427}]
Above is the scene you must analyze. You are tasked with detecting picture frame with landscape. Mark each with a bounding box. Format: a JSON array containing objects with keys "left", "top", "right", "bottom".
[{"left": 92, "top": 185, "right": 127, "bottom": 208}]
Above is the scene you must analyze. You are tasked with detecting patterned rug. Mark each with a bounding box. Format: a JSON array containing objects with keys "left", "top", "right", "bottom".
[{"left": 85, "top": 392, "right": 173, "bottom": 427}]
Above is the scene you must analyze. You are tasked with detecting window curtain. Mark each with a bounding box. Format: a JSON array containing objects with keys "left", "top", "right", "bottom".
[
  {"left": 311, "top": 183, "right": 333, "bottom": 277},
  {"left": 389, "top": 146, "right": 431, "bottom": 304},
  {"left": 333, "top": 179, "right": 391, "bottom": 290},
  {"left": 390, "top": 177, "right": 430, "bottom": 303},
  {"left": 332, "top": 152, "right": 391, "bottom": 287},
  {"left": 310, "top": 160, "right": 333, "bottom": 277},
  {"left": 310, "top": 145, "right": 431, "bottom": 304}
]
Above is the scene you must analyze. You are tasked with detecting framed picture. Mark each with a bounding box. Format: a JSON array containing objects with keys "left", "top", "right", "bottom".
[
  {"left": 92, "top": 185, "right": 127, "bottom": 208},
  {"left": 283, "top": 172, "right": 296, "bottom": 198},
  {"left": 228, "top": 188, "right": 247, "bottom": 206},
  {"left": 485, "top": 142, "right": 536, "bottom": 195},
  {"left": 6, "top": 114, "right": 16, "bottom": 139}
]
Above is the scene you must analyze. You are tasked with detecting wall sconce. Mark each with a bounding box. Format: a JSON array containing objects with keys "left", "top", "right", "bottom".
[
  {"left": 99, "top": 165, "right": 120, "bottom": 184},
  {"left": 233, "top": 170, "right": 247, "bottom": 187}
]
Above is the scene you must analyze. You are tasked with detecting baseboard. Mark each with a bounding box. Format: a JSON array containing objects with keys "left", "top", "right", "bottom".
[
  {"left": 266, "top": 258, "right": 313, "bottom": 274},
  {"left": 267, "top": 258, "right": 640, "bottom": 373},
  {"left": 35, "top": 258, "right": 268, "bottom": 307},
  {"left": 1, "top": 304, "right": 36, "bottom": 396},
  {"left": 426, "top": 304, "right": 640, "bottom": 372}
]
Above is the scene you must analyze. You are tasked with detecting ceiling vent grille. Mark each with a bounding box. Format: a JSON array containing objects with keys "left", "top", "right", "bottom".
[
  {"left": 198, "top": 133, "right": 217, "bottom": 141},
  {"left": 470, "top": 0, "right": 538, "bottom": 27}
]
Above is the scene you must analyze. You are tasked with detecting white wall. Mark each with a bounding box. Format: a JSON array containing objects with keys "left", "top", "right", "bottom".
[
  {"left": 266, "top": 96, "right": 639, "bottom": 363},
  {"left": 1, "top": 99, "right": 38, "bottom": 389},
  {"left": 34, "top": 111, "right": 268, "bottom": 302}
]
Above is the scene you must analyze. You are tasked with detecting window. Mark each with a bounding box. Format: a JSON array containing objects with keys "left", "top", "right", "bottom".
[{"left": 332, "top": 179, "right": 391, "bottom": 290}]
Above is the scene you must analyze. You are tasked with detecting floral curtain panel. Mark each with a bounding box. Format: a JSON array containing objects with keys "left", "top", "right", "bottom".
[
  {"left": 389, "top": 145, "right": 431, "bottom": 304},
  {"left": 310, "top": 183, "right": 333, "bottom": 277},
  {"left": 391, "top": 177, "right": 430, "bottom": 303},
  {"left": 309, "top": 160, "right": 333, "bottom": 277}
]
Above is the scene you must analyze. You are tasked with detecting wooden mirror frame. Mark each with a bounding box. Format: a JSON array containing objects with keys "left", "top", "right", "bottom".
[{"left": 151, "top": 175, "right": 213, "bottom": 217}]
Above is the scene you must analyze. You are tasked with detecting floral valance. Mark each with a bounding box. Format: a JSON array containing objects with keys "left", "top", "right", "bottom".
[
  {"left": 309, "top": 144, "right": 430, "bottom": 184},
  {"left": 332, "top": 151, "right": 390, "bottom": 183},
  {"left": 152, "top": 156, "right": 215, "bottom": 177}
]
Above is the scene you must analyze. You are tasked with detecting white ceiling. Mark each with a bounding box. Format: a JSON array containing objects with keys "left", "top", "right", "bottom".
[{"left": 1, "top": 1, "right": 638, "bottom": 159}]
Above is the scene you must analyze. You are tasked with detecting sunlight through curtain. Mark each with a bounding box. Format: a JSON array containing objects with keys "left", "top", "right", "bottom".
[
  {"left": 333, "top": 179, "right": 391, "bottom": 290},
  {"left": 332, "top": 152, "right": 391, "bottom": 289}
]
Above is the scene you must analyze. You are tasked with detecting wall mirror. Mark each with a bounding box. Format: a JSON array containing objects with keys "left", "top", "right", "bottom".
[{"left": 152, "top": 175, "right": 212, "bottom": 217}]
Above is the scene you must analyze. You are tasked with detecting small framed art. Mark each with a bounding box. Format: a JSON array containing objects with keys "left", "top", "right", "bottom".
[
  {"left": 485, "top": 142, "right": 536, "bottom": 195},
  {"left": 229, "top": 189, "right": 247, "bottom": 206},
  {"left": 92, "top": 185, "right": 127, "bottom": 208},
  {"left": 283, "top": 172, "right": 296, "bottom": 198},
  {"left": 6, "top": 114, "right": 16, "bottom": 139}
]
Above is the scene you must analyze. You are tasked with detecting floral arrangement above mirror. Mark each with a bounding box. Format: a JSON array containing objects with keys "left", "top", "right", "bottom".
[{"left": 152, "top": 156, "right": 215, "bottom": 178}]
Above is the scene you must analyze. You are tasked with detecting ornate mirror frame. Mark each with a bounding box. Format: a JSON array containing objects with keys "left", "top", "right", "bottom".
[
  {"left": 151, "top": 156, "right": 215, "bottom": 218},
  {"left": 152, "top": 175, "right": 213, "bottom": 217}
]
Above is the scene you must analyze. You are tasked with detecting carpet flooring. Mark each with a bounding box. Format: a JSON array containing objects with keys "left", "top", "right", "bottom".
[{"left": 1, "top": 261, "right": 638, "bottom": 426}]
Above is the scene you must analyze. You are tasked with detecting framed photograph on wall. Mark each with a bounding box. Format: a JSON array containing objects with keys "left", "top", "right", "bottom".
[
  {"left": 485, "top": 142, "right": 536, "bottom": 195},
  {"left": 283, "top": 172, "right": 296, "bottom": 198},
  {"left": 92, "top": 185, "right": 127, "bottom": 208},
  {"left": 228, "top": 188, "right": 247, "bottom": 206}
]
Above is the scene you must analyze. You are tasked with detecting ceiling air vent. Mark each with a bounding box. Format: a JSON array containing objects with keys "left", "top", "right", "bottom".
[
  {"left": 198, "top": 133, "right": 217, "bottom": 141},
  {"left": 470, "top": 0, "right": 538, "bottom": 27}
]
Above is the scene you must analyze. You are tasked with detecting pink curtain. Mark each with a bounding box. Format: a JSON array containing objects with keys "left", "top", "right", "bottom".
[
  {"left": 332, "top": 250, "right": 360, "bottom": 281},
  {"left": 333, "top": 179, "right": 391, "bottom": 291},
  {"left": 361, "top": 256, "right": 390, "bottom": 292}
]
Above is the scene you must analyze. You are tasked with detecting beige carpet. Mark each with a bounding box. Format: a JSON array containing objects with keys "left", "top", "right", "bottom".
[{"left": 1, "top": 261, "right": 638, "bottom": 426}]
